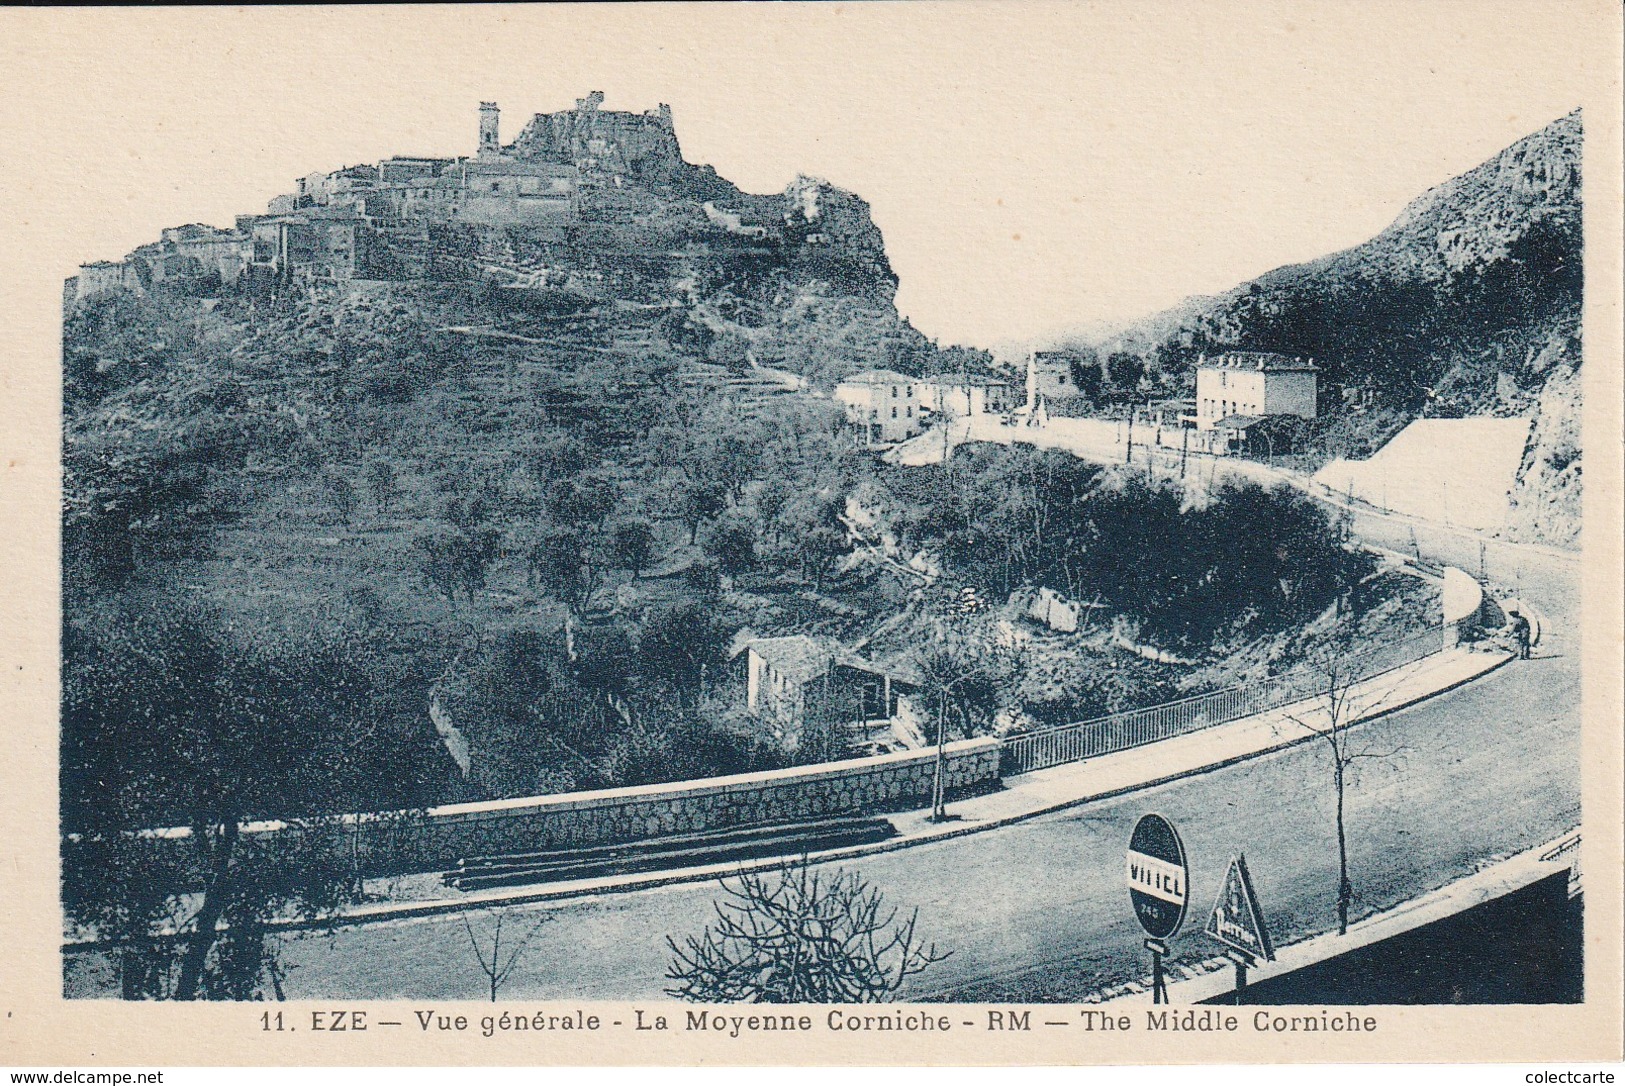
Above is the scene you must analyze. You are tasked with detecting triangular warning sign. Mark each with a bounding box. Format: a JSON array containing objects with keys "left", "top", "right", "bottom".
[{"left": 1204, "top": 854, "right": 1276, "bottom": 962}]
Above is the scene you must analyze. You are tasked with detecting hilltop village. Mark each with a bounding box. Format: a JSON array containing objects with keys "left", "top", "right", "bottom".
[{"left": 71, "top": 93, "right": 872, "bottom": 305}]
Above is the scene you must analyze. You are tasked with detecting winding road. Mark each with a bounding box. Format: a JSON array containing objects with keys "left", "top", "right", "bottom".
[{"left": 215, "top": 504, "right": 1576, "bottom": 1001}]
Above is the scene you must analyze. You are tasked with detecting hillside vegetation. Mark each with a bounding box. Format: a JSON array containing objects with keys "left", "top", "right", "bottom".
[{"left": 63, "top": 115, "right": 1426, "bottom": 833}]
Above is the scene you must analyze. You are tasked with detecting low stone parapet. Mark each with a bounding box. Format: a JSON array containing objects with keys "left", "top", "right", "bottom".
[{"left": 80, "top": 737, "right": 1004, "bottom": 884}]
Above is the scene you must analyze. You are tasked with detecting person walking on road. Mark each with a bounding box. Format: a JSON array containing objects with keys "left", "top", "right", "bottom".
[{"left": 1507, "top": 610, "right": 1532, "bottom": 660}]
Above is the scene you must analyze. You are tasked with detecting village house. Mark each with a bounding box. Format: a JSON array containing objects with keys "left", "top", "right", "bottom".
[
  {"left": 162, "top": 225, "right": 253, "bottom": 288},
  {"left": 295, "top": 164, "right": 379, "bottom": 208},
  {"left": 916, "top": 374, "right": 1018, "bottom": 419},
  {"left": 249, "top": 205, "right": 368, "bottom": 283},
  {"left": 735, "top": 635, "right": 925, "bottom": 752},
  {"left": 73, "top": 260, "right": 142, "bottom": 300},
  {"left": 1029, "top": 349, "right": 1083, "bottom": 401},
  {"left": 834, "top": 369, "right": 923, "bottom": 444},
  {"left": 1193, "top": 352, "right": 1319, "bottom": 437},
  {"left": 74, "top": 224, "right": 252, "bottom": 302}
]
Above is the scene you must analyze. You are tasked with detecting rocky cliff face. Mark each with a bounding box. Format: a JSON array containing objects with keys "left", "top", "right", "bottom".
[
  {"left": 1507, "top": 344, "right": 1582, "bottom": 547},
  {"left": 1371, "top": 110, "right": 1580, "bottom": 278},
  {"left": 1089, "top": 110, "right": 1584, "bottom": 546}
]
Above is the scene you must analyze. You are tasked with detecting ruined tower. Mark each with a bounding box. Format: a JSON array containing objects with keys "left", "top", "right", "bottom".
[{"left": 478, "top": 101, "right": 501, "bottom": 157}]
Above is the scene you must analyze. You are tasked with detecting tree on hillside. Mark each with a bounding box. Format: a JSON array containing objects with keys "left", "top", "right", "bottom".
[
  {"left": 528, "top": 527, "right": 600, "bottom": 615},
  {"left": 670, "top": 474, "right": 729, "bottom": 545},
  {"left": 649, "top": 395, "right": 764, "bottom": 539},
  {"left": 527, "top": 432, "right": 592, "bottom": 484},
  {"left": 547, "top": 470, "right": 621, "bottom": 531},
  {"left": 607, "top": 516, "right": 656, "bottom": 579},
  {"left": 639, "top": 599, "right": 729, "bottom": 710},
  {"left": 701, "top": 511, "right": 757, "bottom": 576},
  {"left": 1069, "top": 352, "right": 1105, "bottom": 405},
  {"left": 436, "top": 466, "right": 498, "bottom": 530},
  {"left": 777, "top": 491, "right": 852, "bottom": 593},
  {"left": 682, "top": 556, "right": 724, "bottom": 600},
  {"left": 666, "top": 857, "right": 949, "bottom": 1003},
  {"left": 61, "top": 608, "right": 427, "bottom": 999},
  {"left": 570, "top": 623, "right": 637, "bottom": 701},
  {"left": 416, "top": 525, "right": 502, "bottom": 605},
  {"left": 709, "top": 328, "right": 754, "bottom": 372},
  {"left": 1106, "top": 351, "right": 1145, "bottom": 392},
  {"left": 365, "top": 458, "right": 397, "bottom": 516},
  {"left": 320, "top": 470, "right": 358, "bottom": 525}
]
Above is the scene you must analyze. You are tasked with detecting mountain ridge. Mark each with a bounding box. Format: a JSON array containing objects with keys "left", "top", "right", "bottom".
[{"left": 1063, "top": 109, "right": 1583, "bottom": 545}]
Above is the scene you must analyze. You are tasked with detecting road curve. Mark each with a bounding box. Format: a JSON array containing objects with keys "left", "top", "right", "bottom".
[
  {"left": 200, "top": 509, "right": 1571, "bottom": 1002},
  {"left": 57, "top": 479, "right": 1581, "bottom": 1001}
]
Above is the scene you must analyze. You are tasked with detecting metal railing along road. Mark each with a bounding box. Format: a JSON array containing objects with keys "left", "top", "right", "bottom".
[{"left": 999, "top": 622, "right": 1456, "bottom": 776}]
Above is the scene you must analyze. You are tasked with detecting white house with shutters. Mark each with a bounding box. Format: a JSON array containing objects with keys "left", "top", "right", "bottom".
[
  {"left": 834, "top": 369, "right": 923, "bottom": 445},
  {"left": 1193, "top": 352, "right": 1318, "bottom": 432}
]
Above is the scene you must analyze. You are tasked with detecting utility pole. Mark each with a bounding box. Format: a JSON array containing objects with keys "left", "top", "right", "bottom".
[
  {"left": 930, "top": 687, "right": 948, "bottom": 822},
  {"left": 1180, "top": 425, "right": 1189, "bottom": 479}
]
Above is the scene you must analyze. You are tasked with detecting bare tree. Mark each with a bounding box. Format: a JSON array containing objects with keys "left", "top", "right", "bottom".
[
  {"left": 666, "top": 857, "right": 949, "bottom": 1003},
  {"left": 914, "top": 638, "right": 975, "bottom": 823},
  {"left": 912, "top": 613, "right": 1022, "bottom": 821},
  {"left": 1283, "top": 648, "right": 1410, "bottom": 935},
  {"left": 461, "top": 908, "right": 553, "bottom": 1001},
  {"left": 937, "top": 401, "right": 960, "bottom": 464}
]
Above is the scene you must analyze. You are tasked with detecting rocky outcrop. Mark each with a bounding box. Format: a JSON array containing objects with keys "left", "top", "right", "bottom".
[
  {"left": 1507, "top": 353, "right": 1582, "bottom": 547},
  {"left": 1375, "top": 110, "right": 1580, "bottom": 278}
]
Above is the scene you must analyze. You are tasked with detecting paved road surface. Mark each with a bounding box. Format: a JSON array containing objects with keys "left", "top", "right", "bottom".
[{"left": 205, "top": 507, "right": 1574, "bottom": 1002}]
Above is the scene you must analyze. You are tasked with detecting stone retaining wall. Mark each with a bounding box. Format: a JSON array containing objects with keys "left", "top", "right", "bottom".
[{"left": 101, "top": 737, "right": 1004, "bottom": 882}]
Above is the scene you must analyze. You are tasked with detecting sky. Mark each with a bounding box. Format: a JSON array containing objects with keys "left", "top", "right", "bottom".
[{"left": 1, "top": 2, "right": 1613, "bottom": 348}]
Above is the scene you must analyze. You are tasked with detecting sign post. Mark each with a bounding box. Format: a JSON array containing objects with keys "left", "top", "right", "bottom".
[
  {"left": 1204, "top": 853, "right": 1276, "bottom": 1001},
  {"left": 1126, "top": 814, "right": 1189, "bottom": 1004}
]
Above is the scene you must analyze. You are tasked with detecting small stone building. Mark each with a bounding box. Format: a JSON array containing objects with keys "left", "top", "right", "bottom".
[
  {"left": 917, "top": 374, "right": 1018, "bottom": 419},
  {"left": 735, "top": 635, "right": 922, "bottom": 750}
]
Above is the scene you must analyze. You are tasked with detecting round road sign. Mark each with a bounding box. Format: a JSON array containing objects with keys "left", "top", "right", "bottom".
[{"left": 1126, "top": 813, "right": 1189, "bottom": 940}]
